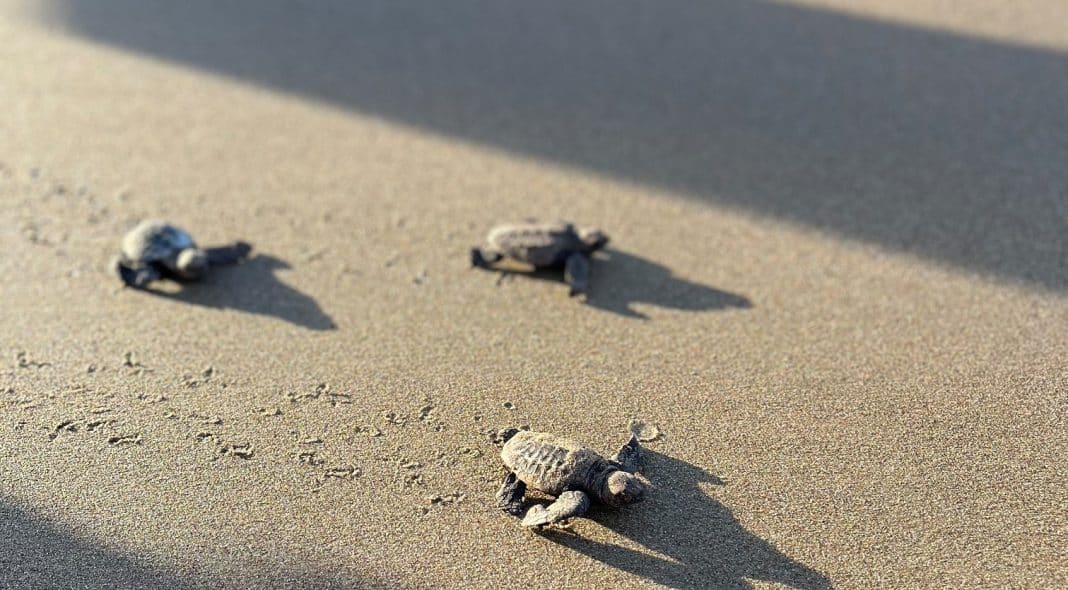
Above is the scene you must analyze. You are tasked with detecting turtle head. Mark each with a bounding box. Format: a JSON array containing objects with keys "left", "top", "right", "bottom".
[
  {"left": 175, "top": 248, "right": 209, "bottom": 279},
  {"left": 578, "top": 227, "right": 609, "bottom": 253},
  {"left": 602, "top": 470, "right": 646, "bottom": 507}
]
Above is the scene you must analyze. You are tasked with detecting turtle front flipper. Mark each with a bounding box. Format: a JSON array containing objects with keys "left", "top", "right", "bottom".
[
  {"left": 204, "top": 242, "right": 252, "bottom": 266},
  {"left": 115, "top": 258, "right": 162, "bottom": 289},
  {"left": 521, "top": 490, "right": 591, "bottom": 528},
  {"left": 496, "top": 472, "right": 527, "bottom": 516},
  {"left": 564, "top": 253, "right": 590, "bottom": 297},
  {"left": 471, "top": 248, "right": 502, "bottom": 268},
  {"left": 611, "top": 434, "right": 642, "bottom": 474}
]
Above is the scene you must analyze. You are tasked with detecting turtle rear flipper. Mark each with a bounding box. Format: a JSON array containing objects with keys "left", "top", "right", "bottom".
[
  {"left": 611, "top": 434, "right": 641, "bottom": 474},
  {"left": 564, "top": 253, "right": 590, "bottom": 297},
  {"left": 115, "top": 258, "right": 162, "bottom": 288},
  {"left": 521, "top": 490, "right": 591, "bottom": 528},
  {"left": 204, "top": 242, "right": 252, "bottom": 266}
]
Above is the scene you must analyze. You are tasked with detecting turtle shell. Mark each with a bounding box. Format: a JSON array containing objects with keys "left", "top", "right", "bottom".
[
  {"left": 121, "top": 221, "right": 196, "bottom": 264},
  {"left": 486, "top": 222, "right": 582, "bottom": 267},
  {"left": 501, "top": 431, "right": 601, "bottom": 496}
]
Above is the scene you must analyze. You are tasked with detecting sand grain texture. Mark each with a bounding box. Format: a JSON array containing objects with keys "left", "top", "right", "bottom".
[{"left": 1, "top": 1, "right": 1066, "bottom": 588}]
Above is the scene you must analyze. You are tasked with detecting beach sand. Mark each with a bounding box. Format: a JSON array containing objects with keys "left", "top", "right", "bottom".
[{"left": 1, "top": 1, "right": 1066, "bottom": 588}]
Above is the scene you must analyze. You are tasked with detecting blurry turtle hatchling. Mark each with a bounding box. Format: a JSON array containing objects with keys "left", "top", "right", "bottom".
[
  {"left": 471, "top": 221, "right": 609, "bottom": 297},
  {"left": 113, "top": 220, "right": 251, "bottom": 288},
  {"left": 495, "top": 428, "right": 646, "bottom": 528}
]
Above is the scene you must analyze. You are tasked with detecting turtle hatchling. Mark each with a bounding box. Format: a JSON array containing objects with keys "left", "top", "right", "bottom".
[
  {"left": 471, "top": 221, "right": 609, "bottom": 296},
  {"left": 114, "top": 220, "right": 251, "bottom": 288},
  {"left": 496, "top": 429, "right": 646, "bottom": 528}
]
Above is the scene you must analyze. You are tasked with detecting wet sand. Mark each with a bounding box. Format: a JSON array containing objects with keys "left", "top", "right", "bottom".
[{"left": 1, "top": 1, "right": 1066, "bottom": 588}]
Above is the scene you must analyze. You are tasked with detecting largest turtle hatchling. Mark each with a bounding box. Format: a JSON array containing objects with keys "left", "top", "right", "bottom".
[
  {"left": 496, "top": 429, "right": 646, "bottom": 528},
  {"left": 113, "top": 220, "right": 251, "bottom": 288},
  {"left": 471, "top": 221, "right": 609, "bottom": 296}
]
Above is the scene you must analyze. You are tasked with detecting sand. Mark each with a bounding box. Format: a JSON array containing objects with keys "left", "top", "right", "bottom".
[{"left": 1, "top": 1, "right": 1066, "bottom": 588}]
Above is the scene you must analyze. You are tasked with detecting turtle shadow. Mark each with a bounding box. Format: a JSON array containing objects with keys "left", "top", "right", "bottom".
[
  {"left": 540, "top": 449, "right": 832, "bottom": 590},
  {"left": 143, "top": 253, "right": 337, "bottom": 331},
  {"left": 490, "top": 249, "right": 752, "bottom": 319}
]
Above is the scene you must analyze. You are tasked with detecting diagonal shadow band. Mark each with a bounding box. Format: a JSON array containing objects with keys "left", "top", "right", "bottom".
[
  {"left": 45, "top": 0, "right": 1068, "bottom": 293},
  {"left": 0, "top": 499, "right": 397, "bottom": 589},
  {"left": 539, "top": 449, "right": 832, "bottom": 590},
  {"left": 1, "top": 501, "right": 194, "bottom": 590},
  {"left": 484, "top": 248, "right": 752, "bottom": 319},
  {"left": 139, "top": 253, "right": 336, "bottom": 331}
]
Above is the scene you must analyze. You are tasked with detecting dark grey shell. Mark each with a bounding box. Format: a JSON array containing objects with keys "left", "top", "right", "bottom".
[
  {"left": 501, "top": 431, "right": 603, "bottom": 496},
  {"left": 121, "top": 221, "right": 196, "bottom": 264},
  {"left": 485, "top": 222, "right": 583, "bottom": 268}
]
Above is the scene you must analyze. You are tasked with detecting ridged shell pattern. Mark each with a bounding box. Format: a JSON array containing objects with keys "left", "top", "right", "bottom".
[
  {"left": 122, "top": 221, "right": 196, "bottom": 263},
  {"left": 501, "top": 431, "right": 598, "bottom": 496},
  {"left": 487, "top": 223, "right": 579, "bottom": 268}
]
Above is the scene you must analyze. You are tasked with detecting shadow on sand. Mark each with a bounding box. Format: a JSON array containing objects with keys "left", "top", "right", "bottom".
[
  {"left": 1, "top": 500, "right": 193, "bottom": 590},
  {"left": 541, "top": 449, "right": 831, "bottom": 590},
  {"left": 144, "top": 254, "right": 336, "bottom": 331},
  {"left": 48, "top": 0, "right": 1068, "bottom": 293},
  {"left": 489, "top": 249, "right": 751, "bottom": 319},
  {"left": 0, "top": 500, "right": 392, "bottom": 590}
]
